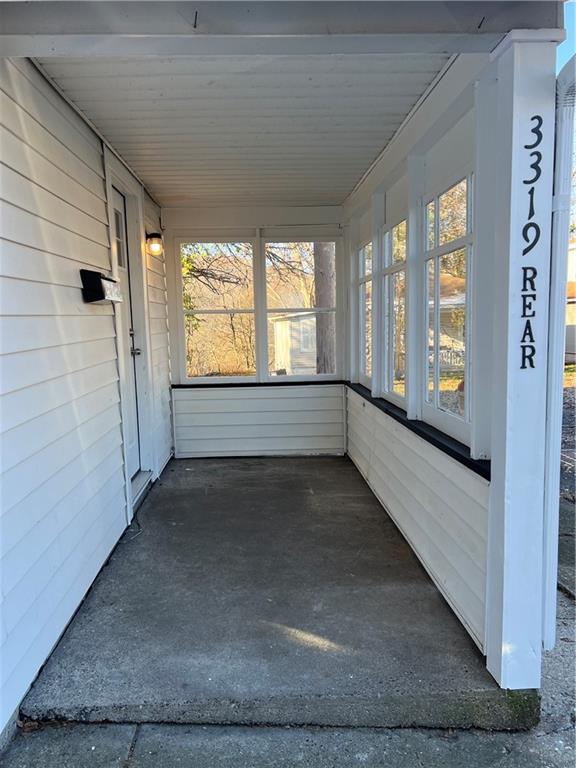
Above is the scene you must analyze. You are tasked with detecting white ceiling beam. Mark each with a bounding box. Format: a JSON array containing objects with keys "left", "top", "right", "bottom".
[
  {"left": 0, "top": 1, "right": 563, "bottom": 57},
  {"left": 0, "top": 34, "right": 507, "bottom": 57}
]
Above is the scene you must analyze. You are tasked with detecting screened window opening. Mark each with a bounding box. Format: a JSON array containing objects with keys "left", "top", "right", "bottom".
[
  {"left": 383, "top": 220, "right": 407, "bottom": 398},
  {"left": 180, "top": 242, "right": 256, "bottom": 378},
  {"left": 358, "top": 242, "right": 373, "bottom": 382},
  {"left": 266, "top": 242, "right": 336, "bottom": 376},
  {"left": 425, "top": 177, "right": 471, "bottom": 420}
]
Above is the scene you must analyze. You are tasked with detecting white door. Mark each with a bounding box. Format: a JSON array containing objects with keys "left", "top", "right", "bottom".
[{"left": 112, "top": 188, "right": 141, "bottom": 479}]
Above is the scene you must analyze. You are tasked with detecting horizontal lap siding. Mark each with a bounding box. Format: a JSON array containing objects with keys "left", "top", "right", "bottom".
[
  {"left": 173, "top": 385, "right": 345, "bottom": 457},
  {"left": 143, "top": 194, "right": 173, "bottom": 473},
  {"left": 0, "top": 59, "right": 126, "bottom": 734},
  {"left": 346, "top": 389, "right": 489, "bottom": 650}
]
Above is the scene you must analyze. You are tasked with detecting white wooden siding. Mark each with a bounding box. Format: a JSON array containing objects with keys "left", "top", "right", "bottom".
[
  {"left": 0, "top": 58, "right": 126, "bottom": 735},
  {"left": 143, "top": 193, "right": 173, "bottom": 473},
  {"left": 173, "top": 385, "right": 345, "bottom": 457},
  {"left": 346, "top": 389, "right": 489, "bottom": 649}
]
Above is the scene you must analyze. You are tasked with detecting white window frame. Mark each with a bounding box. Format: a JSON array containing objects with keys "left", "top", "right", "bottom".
[
  {"left": 420, "top": 171, "right": 474, "bottom": 445},
  {"left": 175, "top": 235, "right": 258, "bottom": 384},
  {"left": 379, "top": 219, "right": 408, "bottom": 408},
  {"left": 172, "top": 230, "right": 343, "bottom": 384},
  {"left": 263, "top": 236, "right": 341, "bottom": 381},
  {"left": 357, "top": 241, "right": 373, "bottom": 389}
]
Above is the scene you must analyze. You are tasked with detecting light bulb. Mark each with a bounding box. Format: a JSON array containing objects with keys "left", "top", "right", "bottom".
[{"left": 146, "top": 233, "right": 164, "bottom": 257}]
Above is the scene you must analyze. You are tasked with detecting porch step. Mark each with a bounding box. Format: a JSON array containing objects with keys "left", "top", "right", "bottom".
[
  {"left": 20, "top": 458, "right": 540, "bottom": 731},
  {"left": 20, "top": 690, "right": 539, "bottom": 731}
]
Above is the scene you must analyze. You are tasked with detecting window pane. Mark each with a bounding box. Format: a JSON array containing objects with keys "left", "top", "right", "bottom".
[
  {"left": 439, "top": 179, "right": 467, "bottom": 246},
  {"left": 438, "top": 249, "right": 466, "bottom": 417},
  {"left": 392, "top": 220, "right": 407, "bottom": 264},
  {"left": 426, "top": 260, "right": 435, "bottom": 403},
  {"left": 184, "top": 312, "right": 256, "bottom": 377},
  {"left": 392, "top": 270, "right": 406, "bottom": 396},
  {"left": 181, "top": 242, "right": 254, "bottom": 311},
  {"left": 266, "top": 242, "right": 336, "bottom": 310},
  {"left": 426, "top": 201, "right": 435, "bottom": 251},
  {"left": 362, "top": 280, "right": 372, "bottom": 377},
  {"left": 114, "top": 210, "right": 125, "bottom": 268},
  {"left": 268, "top": 312, "right": 336, "bottom": 376},
  {"left": 360, "top": 242, "right": 372, "bottom": 277}
]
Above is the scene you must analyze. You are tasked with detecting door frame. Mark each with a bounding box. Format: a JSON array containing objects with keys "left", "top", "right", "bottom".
[{"left": 104, "top": 147, "right": 155, "bottom": 522}]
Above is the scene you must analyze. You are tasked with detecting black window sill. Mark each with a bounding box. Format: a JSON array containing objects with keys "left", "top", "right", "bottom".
[
  {"left": 172, "top": 380, "right": 345, "bottom": 389},
  {"left": 171, "top": 380, "right": 491, "bottom": 480},
  {"left": 347, "top": 383, "right": 490, "bottom": 481}
]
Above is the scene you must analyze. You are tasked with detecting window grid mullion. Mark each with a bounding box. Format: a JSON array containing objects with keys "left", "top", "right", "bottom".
[
  {"left": 425, "top": 234, "right": 473, "bottom": 261},
  {"left": 183, "top": 309, "right": 255, "bottom": 315},
  {"left": 253, "top": 232, "right": 268, "bottom": 382},
  {"left": 433, "top": 254, "right": 440, "bottom": 408},
  {"left": 383, "top": 232, "right": 391, "bottom": 392}
]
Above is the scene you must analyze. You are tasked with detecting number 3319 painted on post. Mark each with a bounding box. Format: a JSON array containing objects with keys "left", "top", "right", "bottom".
[
  {"left": 522, "top": 115, "right": 543, "bottom": 256},
  {"left": 520, "top": 115, "right": 543, "bottom": 370}
]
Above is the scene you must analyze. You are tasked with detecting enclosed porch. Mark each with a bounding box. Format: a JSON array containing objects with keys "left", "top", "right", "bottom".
[{"left": 0, "top": 0, "right": 572, "bottom": 754}]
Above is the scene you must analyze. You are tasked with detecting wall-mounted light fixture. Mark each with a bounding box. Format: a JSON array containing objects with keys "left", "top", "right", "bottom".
[{"left": 146, "top": 232, "right": 164, "bottom": 257}]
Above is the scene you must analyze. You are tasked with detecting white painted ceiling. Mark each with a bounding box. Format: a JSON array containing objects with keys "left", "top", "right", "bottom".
[{"left": 37, "top": 55, "right": 450, "bottom": 208}]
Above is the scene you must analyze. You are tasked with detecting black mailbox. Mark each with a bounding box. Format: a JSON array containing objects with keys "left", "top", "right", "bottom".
[{"left": 80, "top": 269, "right": 123, "bottom": 303}]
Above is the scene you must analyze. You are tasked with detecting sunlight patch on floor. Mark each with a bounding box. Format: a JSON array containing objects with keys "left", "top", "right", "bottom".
[{"left": 264, "top": 622, "right": 351, "bottom": 654}]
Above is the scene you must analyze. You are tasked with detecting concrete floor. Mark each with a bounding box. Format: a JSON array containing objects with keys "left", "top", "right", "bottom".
[
  {"left": 20, "top": 458, "right": 536, "bottom": 731},
  {"left": 2, "top": 593, "right": 574, "bottom": 768}
]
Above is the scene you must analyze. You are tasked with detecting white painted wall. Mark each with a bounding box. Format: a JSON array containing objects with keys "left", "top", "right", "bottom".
[
  {"left": 0, "top": 58, "right": 172, "bottom": 736},
  {"left": 143, "top": 194, "right": 173, "bottom": 474},
  {"left": 0, "top": 57, "right": 125, "bottom": 735},
  {"left": 346, "top": 389, "right": 489, "bottom": 649},
  {"left": 173, "top": 385, "right": 345, "bottom": 458}
]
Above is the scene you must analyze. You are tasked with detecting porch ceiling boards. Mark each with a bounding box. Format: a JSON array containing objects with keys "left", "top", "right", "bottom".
[{"left": 35, "top": 55, "right": 451, "bottom": 207}]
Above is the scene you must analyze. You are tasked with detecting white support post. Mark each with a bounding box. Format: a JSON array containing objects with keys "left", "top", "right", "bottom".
[
  {"left": 406, "top": 155, "right": 425, "bottom": 420},
  {"left": 348, "top": 217, "right": 360, "bottom": 383},
  {"left": 485, "top": 38, "right": 557, "bottom": 689},
  {"left": 253, "top": 229, "right": 268, "bottom": 383}
]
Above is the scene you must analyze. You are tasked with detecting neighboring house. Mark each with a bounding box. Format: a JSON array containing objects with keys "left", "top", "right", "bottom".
[{"left": 271, "top": 312, "right": 317, "bottom": 376}]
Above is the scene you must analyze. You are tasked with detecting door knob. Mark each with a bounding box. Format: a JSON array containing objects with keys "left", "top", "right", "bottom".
[{"left": 131, "top": 347, "right": 142, "bottom": 356}]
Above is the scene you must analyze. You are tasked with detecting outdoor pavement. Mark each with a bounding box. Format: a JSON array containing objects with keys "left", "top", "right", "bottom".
[
  {"left": 2, "top": 593, "right": 574, "bottom": 767},
  {"left": 559, "top": 499, "right": 575, "bottom": 598},
  {"left": 558, "top": 379, "right": 575, "bottom": 598},
  {"left": 560, "top": 382, "right": 575, "bottom": 506},
  {"left": 18, "top": 458, "right": 534, "bottom": 730}
]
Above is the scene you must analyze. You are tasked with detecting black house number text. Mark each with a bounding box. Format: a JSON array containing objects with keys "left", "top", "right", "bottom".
[{"left": 520, "top": 115, "right": 543, "bottom": 370}]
